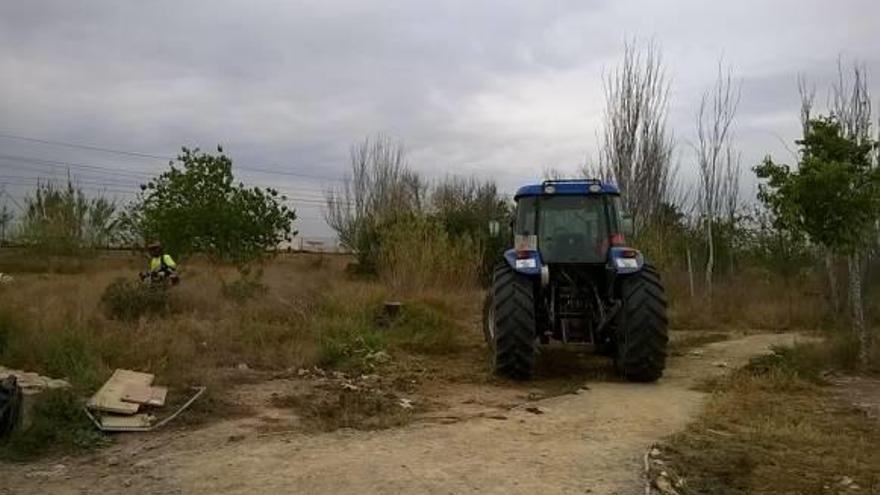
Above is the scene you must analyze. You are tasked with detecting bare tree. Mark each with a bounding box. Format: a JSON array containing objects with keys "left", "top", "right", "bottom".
[
  {"left": 830, "top": 60, "right": 872, "bottom": 144},
  {"left": 324, "top": 135, "right": 423, "bottom": 260},
  {"left": 695, "top": 61, "right": 740, "bottom": 298},
  {"left": 829, "top": 60, "right": 873, "bottom": 365},
  {"left": 590, "top": 40, "right": 676, "bottom": 229},
  {"left": 799, "top": 74, "right": 843, "bottom": 313},
  {"left": 798, "top": 75, "right": 816, "bottom": 136}
]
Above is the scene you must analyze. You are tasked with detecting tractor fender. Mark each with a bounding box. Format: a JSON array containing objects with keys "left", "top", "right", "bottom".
[
  {"left": 609, "top": 246, "right": 645, "bottom": 275},
  {"left": 503, "top": 248, "right": 543, "bottom": 277}
]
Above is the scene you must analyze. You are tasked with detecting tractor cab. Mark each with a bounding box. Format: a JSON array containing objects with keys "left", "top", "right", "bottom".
[
  {"left": 514, "top": 180, "right": 624, "bottom": 263},
  {"left": 484, "top": 179, "right": 667, "bottom": 383},
  {"left": 504, "top": 179, "right": 642, "bottom": 277}
]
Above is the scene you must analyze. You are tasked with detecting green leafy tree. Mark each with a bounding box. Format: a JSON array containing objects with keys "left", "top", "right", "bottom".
[
  {"left": 125, "top": 147, "right": 297, "bottom": 264},
  {"left": 755, "top": 117, "right": 880, "bottom": 367}
]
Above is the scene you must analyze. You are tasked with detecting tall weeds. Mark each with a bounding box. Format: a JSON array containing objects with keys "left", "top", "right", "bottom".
[
  {"left": 18, "top": 179, "right": 119, "bottom": 258},
  {"left": 377, "top": 216, "right": 480, "bottom": 294}
]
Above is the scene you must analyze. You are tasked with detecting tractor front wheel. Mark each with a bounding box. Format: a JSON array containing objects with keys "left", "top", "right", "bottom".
[
  {"left": 486, "top": 263, "right": 536, "bottom": 380},
  {"left": 615, "top": 264, "right": 668, "bottom": 382}
]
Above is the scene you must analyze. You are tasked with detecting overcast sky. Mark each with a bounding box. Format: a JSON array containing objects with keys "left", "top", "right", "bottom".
[{"left": 1, "top": 1, "right": 879, "bottom": 237}]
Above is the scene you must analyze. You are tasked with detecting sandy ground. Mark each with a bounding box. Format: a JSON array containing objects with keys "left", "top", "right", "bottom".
[{"left": 0, "top": 332, "right": 810, "bottom": 495}]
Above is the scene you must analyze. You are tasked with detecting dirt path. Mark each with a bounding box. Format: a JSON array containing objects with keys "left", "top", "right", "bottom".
[{"left": 0, "top": 332, "right": 807, "bottom": 495}]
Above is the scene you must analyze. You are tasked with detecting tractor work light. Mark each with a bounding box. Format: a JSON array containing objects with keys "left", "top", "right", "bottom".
[
  {"left": 544, "top": 185, "right": 556, "bottom": 194},
  {"left": 588, "top": 184, "right": 602, "bottom": 193}
]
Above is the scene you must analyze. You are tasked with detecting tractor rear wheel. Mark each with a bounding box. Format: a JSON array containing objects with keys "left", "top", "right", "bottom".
[
  {"left": 615, "top": 264, "right": 668, "bottom": 382},
  {"left": 486, "top": 263, "right": 536, "bottom": 380}
]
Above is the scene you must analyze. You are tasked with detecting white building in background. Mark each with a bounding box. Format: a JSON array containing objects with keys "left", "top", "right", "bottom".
[{"left": 288, "top": 235, "right": 346, "bottom": 253}]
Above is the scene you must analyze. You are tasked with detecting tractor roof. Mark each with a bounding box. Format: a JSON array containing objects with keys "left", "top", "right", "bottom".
[{"left": 514, "top": 179, "right": 619, "bottom": 200}]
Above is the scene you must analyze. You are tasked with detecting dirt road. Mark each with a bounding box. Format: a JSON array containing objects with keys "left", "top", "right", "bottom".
[{"left": 0, "top": 332, "right": 807, "bottom": 495}]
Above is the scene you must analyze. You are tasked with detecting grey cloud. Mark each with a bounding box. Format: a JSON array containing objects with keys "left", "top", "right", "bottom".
[{"left": 1, "top": 0, "right": 879, "bottom": 236}]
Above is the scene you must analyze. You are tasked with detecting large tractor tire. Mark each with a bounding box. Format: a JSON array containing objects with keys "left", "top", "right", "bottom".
[
  {"left": 615, "top": 264, "right": 668, "bottom": 382},
  {"left": 485, "top": 263, "right": 536, "bottom": 380}
]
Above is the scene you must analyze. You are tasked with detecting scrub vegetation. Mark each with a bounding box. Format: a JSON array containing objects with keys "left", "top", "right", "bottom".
[{"left": 0, "top": 46, "right": 876, "bottom": 489}]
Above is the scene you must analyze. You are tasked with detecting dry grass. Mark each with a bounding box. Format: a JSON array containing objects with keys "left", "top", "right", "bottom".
[
  {"left": 0, "top": 248, "right": 867, "bottom": 461},
  {"left": 659, "top": 343, "right": 880, "bottom": 494},
  {"left": 664, "top": 268, "right": 827, "bottom": 331},
  {"left": 376, "top": 217, "right": 481, "bottom": 295},
  {"left": 271, "top": 384, "right": 415, "bottom": 432},
  {"left": 668, "top": 332, "right": 730, "bottom": 356},
  {"left": 0, "top": 250, "right": 482, "bottom": 454},
  {"left": 0, "top": 254, "right": 357, "bottom": 389}
]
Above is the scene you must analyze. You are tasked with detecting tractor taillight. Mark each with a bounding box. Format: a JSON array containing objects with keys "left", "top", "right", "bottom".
[
  {"left": 610, "top": 233, "right": 626, "bottom": 246},
  {"left": 516, "top": 249, "right": 531, "bottom": 259}
]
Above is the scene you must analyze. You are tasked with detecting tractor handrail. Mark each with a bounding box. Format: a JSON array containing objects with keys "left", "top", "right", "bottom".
[{"left": 541, "top": 178, "right": 602, "bottom": 186}]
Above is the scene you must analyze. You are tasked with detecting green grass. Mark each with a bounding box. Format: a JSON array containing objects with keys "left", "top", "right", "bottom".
[
  {"left": 385, "top": 300, "right": 461, "bottom": 354},
  {"left": 315, "top": 296, "right": 463, "bottom": 369},
  {"left": 0, "top": 312, "right": 110, "bottom": 393}
]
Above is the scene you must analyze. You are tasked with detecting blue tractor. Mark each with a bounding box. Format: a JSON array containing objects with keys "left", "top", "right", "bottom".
[{"left": 483, "top": 179, "right": 668, "bottom": 382}]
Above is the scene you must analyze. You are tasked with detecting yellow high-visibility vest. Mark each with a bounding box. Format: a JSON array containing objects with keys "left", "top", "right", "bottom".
[{"left": 149, "top": 254, "right": 177, "bottom": 272}]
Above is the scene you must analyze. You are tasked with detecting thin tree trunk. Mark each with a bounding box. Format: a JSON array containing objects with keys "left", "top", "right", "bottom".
[
  {"left": 825, "top": 251, "right": 840, "bottom": 314},
  {"left": 786, "top": 278, "right": 793, "bottom": 328},
  {"left": 848, "top": 253, "right": 869, "bottom": 369},
  {"left": 705, "top": 221, "right": 714, "bottom": 300},
  {"left": 686, "top": 245, "right": 695, "bottom": 299}
]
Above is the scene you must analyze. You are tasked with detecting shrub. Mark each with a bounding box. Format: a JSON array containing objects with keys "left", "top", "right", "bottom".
[
  {"left": 101, "top": 278, "right": 171, "bottom": 321},
  {"left": 377, "top": 216, "right": 480, "bottom": 293},
  {"left": 123, "top": 146, "right": 297, "bottom": 265},
  {"left": 430, "top": 176, "right": 511, "bottom": 283},
  {"left": 17, "top": 179, "right": 119, "bottom": 258},
  {"left": 324, "top": 135, "right": 423, "bottom": 273}
]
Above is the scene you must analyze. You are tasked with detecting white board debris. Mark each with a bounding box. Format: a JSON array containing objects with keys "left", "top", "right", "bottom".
[{"left": 87, "top": 369, "right": 154, "bottom": 415}]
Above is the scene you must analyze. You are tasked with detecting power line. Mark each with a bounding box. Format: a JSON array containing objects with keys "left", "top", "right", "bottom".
[
  {"left": 0, "top": 174, "right": 351, "bottom": 207},
  {"left": 0, "top": 185, "right": 25, "bottom": 212},
  {"left": 0, "top": 131, "right": 534, "bottom": 184},
  {"left": 0, "top": 153, "right": 153, "bottom": 179},
  {"left": 0, "top": 132, "right": 345, "bottom": 182},
  {"left": 0, "top": 153, "right": 335, "bottom": 197}
]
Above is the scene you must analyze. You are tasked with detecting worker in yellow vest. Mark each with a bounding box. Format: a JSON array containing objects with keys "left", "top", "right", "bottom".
[{"left": 142, "top": 241, "right": 179, "bottom": 285}]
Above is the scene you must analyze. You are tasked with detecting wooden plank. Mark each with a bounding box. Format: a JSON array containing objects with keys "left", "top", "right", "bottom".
[
  {"left": 87, "top": 369, "right": 154, "bottom": 415},
  {"left": 147, "top": 386, "right": 168, "bottom": 407},
  {"left": 120, "top": 384, "right": 151, "bottom": 404},
  {"left": 122, "top": 385, "right": 168, "bottom": 407},
  {"left": 100, "top": 413, "right": 154, "bottom": 429}
]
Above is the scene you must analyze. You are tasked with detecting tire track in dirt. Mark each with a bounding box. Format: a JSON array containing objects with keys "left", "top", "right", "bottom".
[{"left": 0, "top": 333, "right": 809, "bottom": 495}]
